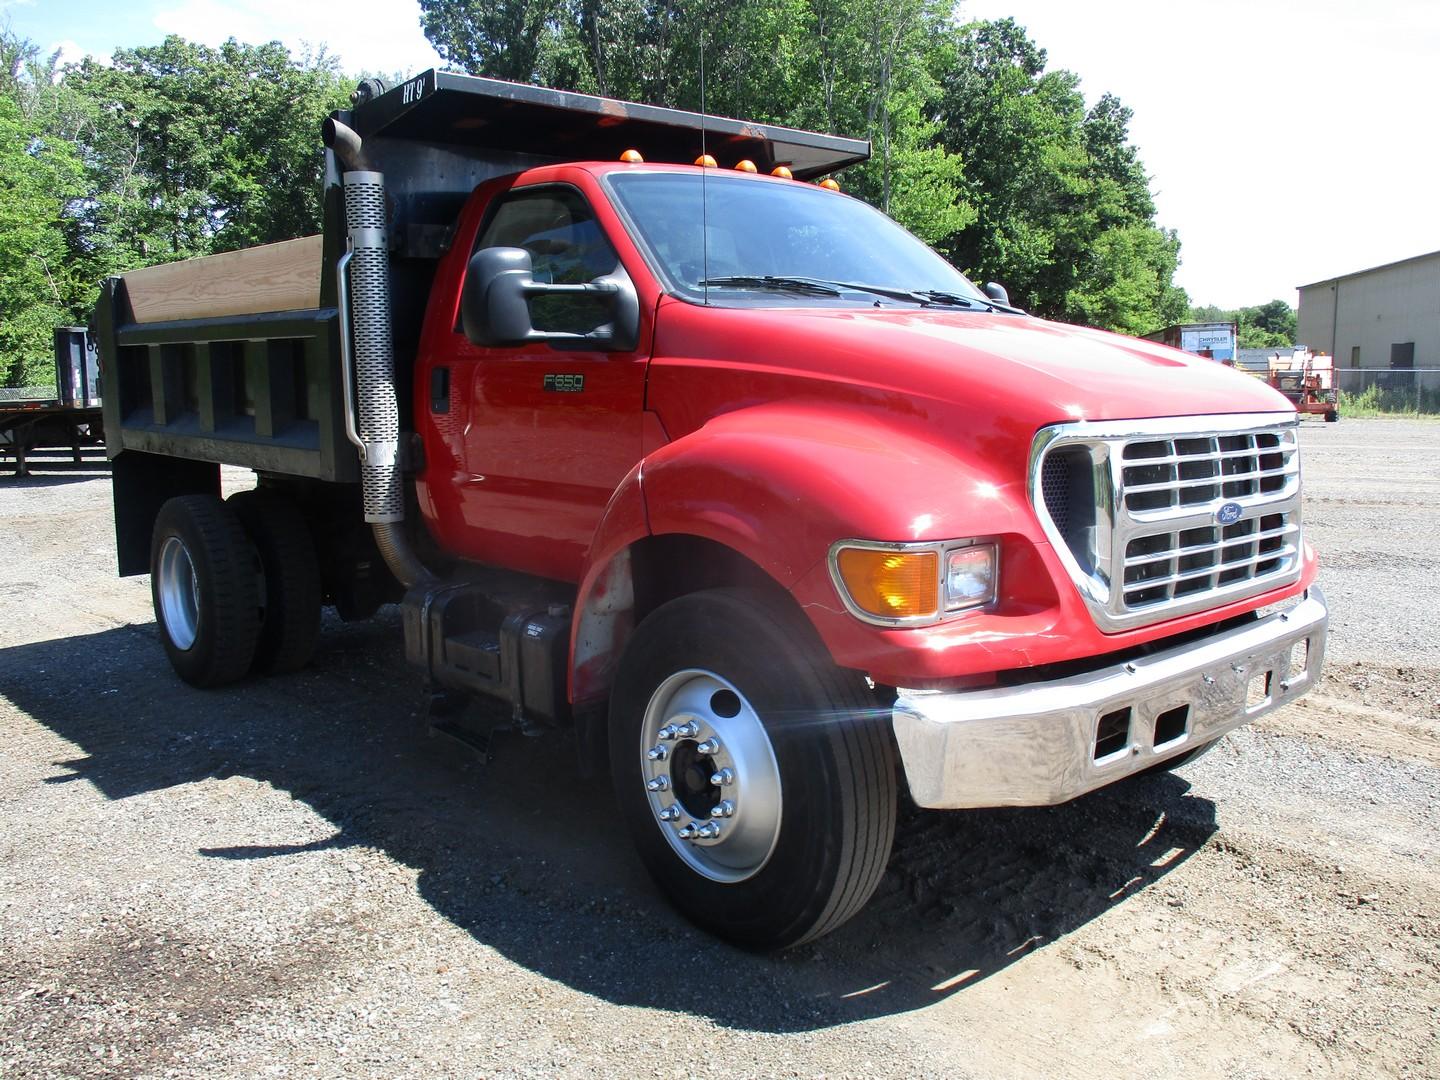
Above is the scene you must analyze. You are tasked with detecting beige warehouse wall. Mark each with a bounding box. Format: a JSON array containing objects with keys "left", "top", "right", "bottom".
[
  {"left": 1298, "top": 282, "right": 1337, "bottom": 357},
  {"left": 1299, "top": 253, "right": 1440, "bottom": 368}
]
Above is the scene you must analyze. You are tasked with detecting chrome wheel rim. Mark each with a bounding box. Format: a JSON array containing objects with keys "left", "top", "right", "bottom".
[
  {"left": 640, "top": 668, "right": 782, "bottom": 883},
  {"left": 156, "top": 535, "right": 200, "bottom": 651}
]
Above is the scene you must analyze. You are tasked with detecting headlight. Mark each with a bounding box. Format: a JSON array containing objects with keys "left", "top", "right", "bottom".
[
  {"left": 945, "top": 544, "right": 997, "bottom": 610},
  {"left": 829, "top": 539, "right": 998, "bottom": 626}
]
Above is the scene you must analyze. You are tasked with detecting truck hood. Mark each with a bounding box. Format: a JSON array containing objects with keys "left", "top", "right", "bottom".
[{"left": 650, "top": 303, "right": 1295, "bottom": 438}]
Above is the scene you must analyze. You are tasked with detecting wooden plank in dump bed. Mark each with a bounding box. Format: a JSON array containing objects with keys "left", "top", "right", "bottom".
[{"left": 121, "top": 235, "right": 323, "bottom": 324}]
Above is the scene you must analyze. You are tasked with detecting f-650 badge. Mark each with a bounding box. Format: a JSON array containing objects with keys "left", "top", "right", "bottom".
[{"left": 544, "top": 374, "right": 585, "bottom": 393}]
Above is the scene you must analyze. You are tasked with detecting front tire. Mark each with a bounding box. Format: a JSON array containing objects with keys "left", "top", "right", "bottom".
[
  {"left": 610, "top": 587, "right": 896, "bottom": 950},
  {"left": 150, "top": 495, "right": 261, "bottom": 688}
]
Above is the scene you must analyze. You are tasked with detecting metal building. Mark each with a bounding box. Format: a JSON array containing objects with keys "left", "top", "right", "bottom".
[{"left": 1297, "top": 250, "right": 1440, "bottom": 370}]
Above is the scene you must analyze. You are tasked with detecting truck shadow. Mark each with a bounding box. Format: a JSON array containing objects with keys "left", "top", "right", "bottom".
[{"left": 1, "top": 622, "right": 1218, "bottom": 1034}]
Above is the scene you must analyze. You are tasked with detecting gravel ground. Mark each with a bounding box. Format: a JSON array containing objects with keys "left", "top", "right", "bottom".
[{"left": 1, "top": 417, "right": 1437, "bottom": 1079}]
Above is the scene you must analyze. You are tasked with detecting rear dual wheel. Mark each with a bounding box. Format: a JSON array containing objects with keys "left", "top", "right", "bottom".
[
  {"left": 610, "top": 588, "right": 897, "bottom": 950},
  {"left": 150, "top": 491, "right": 320, "bottom": 686},
  {"left": 151, "top": 495, "right": 261, "bottom": 688},
  {"left": 226, "top": 489, "right": 321, "bottom": 674}
]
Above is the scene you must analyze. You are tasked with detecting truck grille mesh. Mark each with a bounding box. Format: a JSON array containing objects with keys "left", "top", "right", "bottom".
[
  {"left": 1031, "top": 418, "right": 1303, "bottom": 631},
  {"left": 1040, "top": 455, "right": 1072, "bottom": 536}
]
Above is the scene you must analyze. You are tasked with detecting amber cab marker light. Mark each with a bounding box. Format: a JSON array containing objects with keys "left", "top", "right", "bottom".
[
  {"left": 735, "top": 159, "right": 758, "bottom": 173},
  {"left": 819, "top": 177, "right": 840, "bottom": 191},
  {"left": 835, "top": 548, "right": 939, "bottom": 620},
  {"left": 619, "top": 149, "right": 644, "bottom": 163},
  {"left": 771, "top": 165, "right": 794, "bottom": 179},
  {"left": 694, "top": 153, "right": 718, "bottom": 167}
]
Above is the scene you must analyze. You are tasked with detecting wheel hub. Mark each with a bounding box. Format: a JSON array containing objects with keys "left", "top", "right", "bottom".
[
  {"left": 639, "top": 669, "right": 781, "bottom": 883},
  {"left": 156, "top": 535, "right": 200, "bottom": 651}
]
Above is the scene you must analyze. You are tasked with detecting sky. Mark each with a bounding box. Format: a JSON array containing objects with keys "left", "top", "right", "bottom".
[{"left": 5, "top": 0, "right": 1437, "bottom": 309}]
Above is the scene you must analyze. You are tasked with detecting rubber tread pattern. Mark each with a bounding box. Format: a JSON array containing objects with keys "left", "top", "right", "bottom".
[
  {"left": 227, "top": 489, "right": 322, "bottom": 675},
  {"left": 610, "top": 587, "right": 897, "bottom": 950},
  {"left": 150, "top": 495, "right": 261, "bottom": 688}
]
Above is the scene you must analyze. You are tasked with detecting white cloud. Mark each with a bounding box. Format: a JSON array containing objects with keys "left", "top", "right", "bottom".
[
  {"left": 151, "top": 0, "right": 443, "bottom": 78},
  {"left": 47, "top": 39, "right": 87, "bottom": 67}
]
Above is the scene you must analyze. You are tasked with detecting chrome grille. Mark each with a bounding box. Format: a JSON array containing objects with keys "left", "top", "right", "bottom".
[
  {"left": 1121, "top": 431, "right": 1292, "bottom": 514},
  {"left": 1029, "top": 415, "right": 1304, "bottom": 632}
]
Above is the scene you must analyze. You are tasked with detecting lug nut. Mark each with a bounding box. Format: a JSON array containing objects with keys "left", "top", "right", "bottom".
[
  {"left": 710, "top": 768, "right": 734, "bottom": 787},
  {"left": 677, "top": 720, "right": 701, "bottom": 738},
  {"left": 658, "top": 724, "right": 679, "bottom": 741},
  {"left": 696, "top": 738, "right": 721, "bottom": 755},
  {"left": 696, "top": 822, "right": 721, "bottom": 839},
  {"left": 658, "top": 804, "right": 681, "bottom": 821},
  {"left": 646, "top": 776, "right": 669, "bottom": 792},
  {"left": 647, "top": 745, "right": 668, "bottom": 761},
  {"left": 710, "top": 800, "right": 734, "bottom": 818},
  {"left": 678, "top": 822, "right": 697, "bottom": 839}
]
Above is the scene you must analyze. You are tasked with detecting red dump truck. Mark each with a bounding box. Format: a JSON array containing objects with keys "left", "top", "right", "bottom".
[{"left": 95, "top": 73, "right": 1327, "bottom": 949}]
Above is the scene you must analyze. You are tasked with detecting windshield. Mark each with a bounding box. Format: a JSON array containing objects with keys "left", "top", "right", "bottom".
[{"left": 605, "top": 171, "right": 986, "bottom": 306}]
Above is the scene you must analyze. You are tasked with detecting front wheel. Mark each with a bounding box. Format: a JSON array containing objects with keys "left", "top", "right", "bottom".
[{"left": 610, "top": 588, "right": 896, "bottom": 950}]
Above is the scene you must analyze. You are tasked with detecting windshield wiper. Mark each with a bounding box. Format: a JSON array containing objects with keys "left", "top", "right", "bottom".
[
  {"left": 912, "top": 289, "right": 994, "bottom": 310},
  {"left": 917, "top": 288, "right": 1028, "bottom": 314},
  {"left": 696, "top": 275, "right": 1011, "bottom": 311},
  {"left": 700, "top": 275, "right": 920, "bottom": 304},
  {"left": 699, "top": 275, "right": 842, "bottom": 296}
]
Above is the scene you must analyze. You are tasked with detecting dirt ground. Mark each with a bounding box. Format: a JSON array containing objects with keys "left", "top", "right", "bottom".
[{"left": 1, "top": 417, "right": 1436, "bottom": 1079}]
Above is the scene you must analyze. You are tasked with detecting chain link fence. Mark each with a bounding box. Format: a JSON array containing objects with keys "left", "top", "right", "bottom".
[{"left": 1336, "top": 368, "right": 1440, "bottom": 414}]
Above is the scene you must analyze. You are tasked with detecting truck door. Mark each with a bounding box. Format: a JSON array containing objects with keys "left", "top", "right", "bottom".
[{"left": 438, "top": 184, "right": 647, "bottom": 583}]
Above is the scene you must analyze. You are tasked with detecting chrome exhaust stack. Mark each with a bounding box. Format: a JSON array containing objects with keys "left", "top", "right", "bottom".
[{"left": 327, "top": 120, "right": 433, "bottom": 587}]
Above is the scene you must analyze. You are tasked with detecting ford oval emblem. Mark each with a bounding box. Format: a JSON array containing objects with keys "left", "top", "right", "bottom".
[{"left": 1216, "top": 501, "right": 1243, "bottom": 525}]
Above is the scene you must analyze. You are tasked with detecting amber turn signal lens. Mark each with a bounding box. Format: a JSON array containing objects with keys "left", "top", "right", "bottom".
[
  {"left": 819, "top": 177, "right": 840, "bottom": 191},
  {"left": 835, "top": 548, "right": 939, "bottom": 620},
  {"left": 619, "top": 149, "right": 644, "bottom": 163},
  {"left": 771, "top": 165, "right": 793, "bottom": 179},
  {"left": 735, "top": 159, "right": 758, "bottom": 173},
  {"left": 694, "top": 153, "right": 718, "bottom": 167}
]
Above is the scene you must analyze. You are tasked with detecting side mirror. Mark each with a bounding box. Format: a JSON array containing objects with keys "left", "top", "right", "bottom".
[
  {"left": 461, "top": 246, "right": 640, "bottom": 352},
  {"left": 982, "top": 281, "right": 1011, "bottom": 306}
]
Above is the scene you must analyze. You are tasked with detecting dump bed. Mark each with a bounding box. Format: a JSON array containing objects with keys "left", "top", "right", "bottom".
[{"left": 96, "top": 71, "right": 869, "bottom": 483}]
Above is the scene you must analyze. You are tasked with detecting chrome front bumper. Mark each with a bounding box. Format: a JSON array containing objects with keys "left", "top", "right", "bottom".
[{"left": 892, "top": 588, "right": 1328, "bottom": 809}]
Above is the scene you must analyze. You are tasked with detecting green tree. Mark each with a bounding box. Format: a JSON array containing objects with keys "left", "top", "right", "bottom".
[
  {"left": 936, "top": 18, "right": 1186, "bottom": 331},
  {"left": 0, "top": 95, "right": 85, "bottom": 386},
  {"left": 1241, "top": 299, "right": 1296, "bottom": 347},
  {"left": 420, "top": 0, "right": 563, "bottom": 83},
  {"left": 1185, "top": 300, "right": 1297, "bottom": 348},
  {"left": 64, "top": 36, "right": 350, "bottom": 276}
]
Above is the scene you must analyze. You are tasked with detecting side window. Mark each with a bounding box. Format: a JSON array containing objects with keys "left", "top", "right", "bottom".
[{"left": 474, "top": 187, "right": 620, "bottom": 335}]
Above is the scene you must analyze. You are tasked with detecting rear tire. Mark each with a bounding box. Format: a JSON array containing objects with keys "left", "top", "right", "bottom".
[
  {"left": 1324, "top": 409, "right": 1338, "bottom": 423},
  {"left": 227, "top": 489, "right": 321, "bottom": 674},
  {"left": 610, "top": 587, "right": 897, "bottom": 950},
  {"left": 150, "top": 495, "right": 261, "bottom": 687}
]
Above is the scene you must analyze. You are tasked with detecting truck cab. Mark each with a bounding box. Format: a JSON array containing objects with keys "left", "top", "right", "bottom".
[{"left": 96, "top": 72, "right": 1327, "bottom": 950}]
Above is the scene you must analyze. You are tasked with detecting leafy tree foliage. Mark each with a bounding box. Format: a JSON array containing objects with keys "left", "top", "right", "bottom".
[
  {"left": 0, "top": 30, "right": 349, "bottom": 384},
  {"left": 64, "top": 36, "right": 350, "bottom": 270},
  {"left": 936, "top": 19, "right": 1185, "bottom": 332},
  {"left": 0, "top": 41, "right": 85, "bottom": 386},
  {"left": 413, "top": 5, "right": 1181, "bottom": 330},
  {"left": 0, "top": 8, "right": 1193, "bottom": 386}
]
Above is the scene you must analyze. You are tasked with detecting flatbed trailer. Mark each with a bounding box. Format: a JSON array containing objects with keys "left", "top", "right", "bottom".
[{"left": 1, "top": 329, "right": 105, "bottom": 477}]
